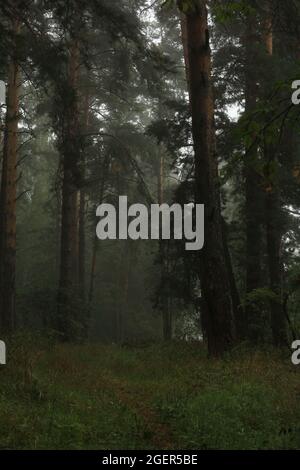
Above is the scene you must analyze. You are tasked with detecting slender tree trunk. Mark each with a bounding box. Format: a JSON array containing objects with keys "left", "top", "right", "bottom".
[
  {"left": 57, "top": 40, "right": 81, "bottom": 340},
  {"left": 158, "top": 150, "right": 164, "bottom": 207},
  {"left": 157, "top": 151, "right": 167, "bottom": 338},
  {"left": 0, "top": 19, "right": 20, "bottom": 334},
  {"left": 244, "top": 13, "right": 264, "bottom": 341},
  {"left": 266, "top": 194, "right": 286, "bottom": 345},
  {"left": 179, "top": 0, "right": 235, "bottom": 356},
  {"left": 222, "top": 218, "right": 245, "bottom": 339},
  {"left": 180, "top": 13, "right": 191, "bottom": 101},
  {"left": 78, "top": 188, "right": 86, "bottom": 297},
  {"left": 157, "top": 150, "right": 172, "bottom": 341},
  {"left": 263, "top": 14, "right": 287, "bottom": 346},
  {"left": 78, "top": 92, "right": 90, "bottom": 302},
  {"left": 162, "top": 240, "right": 172, "bottom": 341},
  {"left": 115, "top": 242, "right": 131, "bottom": 344},
  {"left": 55, "top": 190, "right": 62, "bottom": 279},
  {"left": 88, "top": 154, "right": 110, "bottom": 305}
]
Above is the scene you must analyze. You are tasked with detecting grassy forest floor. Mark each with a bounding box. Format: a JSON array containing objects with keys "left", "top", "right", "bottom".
[{"left": 0, "top": 339, "right": 300, "bottom": 450}]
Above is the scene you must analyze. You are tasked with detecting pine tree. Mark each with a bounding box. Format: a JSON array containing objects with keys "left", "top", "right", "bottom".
[
  {"left": 0, "top": 16, "right": 21, "bottom": 334},
  {"left": 178, "top": 0, "right": 235, "bottom": 355}
]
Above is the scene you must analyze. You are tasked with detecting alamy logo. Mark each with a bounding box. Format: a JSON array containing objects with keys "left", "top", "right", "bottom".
[
  {"left": 0, "top": 80, "right": 5, "bottom": 105},
  {"left": 0, "top": 341, "right": 6, "bottom": 365},
  {"left": 96, "top": 196, "right": 205, "bottom": 251},
  {"left": 291, "top": 340, "right": 300, "bottom": 365}
]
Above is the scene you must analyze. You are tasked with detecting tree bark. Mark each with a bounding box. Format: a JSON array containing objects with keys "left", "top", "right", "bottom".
[
  {"left": 57, "top": 40, "right": 81, "bottom": 340},
  {"left": 263, "top": 13, "right": 287, "bottom": 346},
  {"left": 162, "top": 242, "right": 172, "bottom": 342},
  {"left": 157, "top": 150, "right": 172, "bottom": 341},
  {"left": 78, "top": 92, "right": 90, "bottom": 302},
  {"left": 179, "top": 0, "right": 235, "bottom": 356},
  {"left": 0, "top": 19, "right": 20, "bottom": 334},
  {"left": 180, "top": 13, "right": 191, "bottom": 101},
  {"left": 244, "top": 12, "right": 264, "bottom": 341},
  {"left": 88, "top": 153, "right": 110, "bottom": 305},
  {"left": 222, "top": 217, "right": 245, "bottom": 339},
  {"left": 115, "top": 242, "right": 132, "bottom": 344}
]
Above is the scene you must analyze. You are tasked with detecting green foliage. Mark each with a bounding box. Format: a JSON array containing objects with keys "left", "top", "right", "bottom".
[
  {"left": 160, "top": 382, "right": 299, "bottom": 449},
  {"left": 288, "top": 264, "right": 300, "bottom": 292},
  {"left": 212, "top": 0, "right": 256, "bottom": 24},
  {"left": 0, "top": 342, "right": 299, "bottom": 450},
  {"left": 242, "top": 288, "right": 281, "bottom": 342},
  {"left": 244, "top": 287, "right": 281, "bottom": 308},
  {"left": 177, "top": 0, "right": 198, "bottom": 14},
  {"left": 163, "top": 0, "right": 202, "bottom": 15}
]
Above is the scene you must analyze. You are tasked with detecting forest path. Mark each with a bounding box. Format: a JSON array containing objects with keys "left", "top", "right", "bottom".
[
  {"left": 104, "top": 375, "right": 176, "bottom": 449},
  {"left": 3, "top": 343, "right": 300, "bottom": 450}
]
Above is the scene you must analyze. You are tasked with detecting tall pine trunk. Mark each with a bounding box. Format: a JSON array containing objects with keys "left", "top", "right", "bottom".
[
  {"left": 244, "top": 13, "right": 263, "bottom": 341},
  {"left": 88, "top": 154, "right": 110, "bottom": 305},
  {"left": 263, "top": 14, "right": 287, "bottom": 346},
  {"left": 78, "top": 92, "right": 90, "bottom": 302},
  {"left": 157, "top": 150, "right": 172, "bottom": 341},
  {"left": 0, "top": 19, "right": 20, "bottom": 334},
  {"left": 179, "top": 0, "right": 235, "bottom": 356},
  {"left": 57, "top": 40, "right": 81, "bottom": 340}
]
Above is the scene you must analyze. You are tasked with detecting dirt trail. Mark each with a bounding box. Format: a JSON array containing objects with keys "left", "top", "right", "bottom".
[{"left": 106, "top": 377, "right": 176, "bottom": 449}]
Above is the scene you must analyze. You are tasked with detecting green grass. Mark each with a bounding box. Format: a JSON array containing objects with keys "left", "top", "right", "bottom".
[{"left": 0, "top": 338, "right": 299, "bottom": 449}]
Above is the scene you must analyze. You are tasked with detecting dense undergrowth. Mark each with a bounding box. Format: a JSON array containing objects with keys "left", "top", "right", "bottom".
[{"left": 0, "top": 335, "right": 299, "bottom": 450}]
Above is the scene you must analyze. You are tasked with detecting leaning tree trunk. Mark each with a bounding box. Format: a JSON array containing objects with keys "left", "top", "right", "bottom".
[
  {"left": 179, "top": 0, "right": 235, "bottom": 356},
  {"left": 0, "top": 19, "right": 20, "bottom": 334},
  {"left": 263, "top": 14, "right": 287, "bottom": 346},
  {"left": 244, "top": 12, "right": 264, "bottom": 342},
  {"left": 57, "top": 40, "right": 81, "bottom": 340}
]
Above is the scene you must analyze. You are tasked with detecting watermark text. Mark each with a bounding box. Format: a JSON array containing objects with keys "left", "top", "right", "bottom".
[{"left": 96, "top": 196, "right": 204, "bottom": 251}]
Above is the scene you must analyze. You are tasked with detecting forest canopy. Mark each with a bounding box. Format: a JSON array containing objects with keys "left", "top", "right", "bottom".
[{"left": 0, "top": 0, "right": 300, "bottom": 356}]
